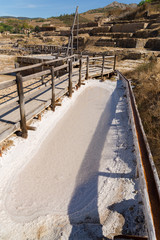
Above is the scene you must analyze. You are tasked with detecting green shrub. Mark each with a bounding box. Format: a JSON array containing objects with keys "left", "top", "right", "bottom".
[
  {"left": 138, "top": 0, "right": 156, "bottom": 6},
  {"left": 0, "top": 23, "right": 13, "bottom": 32}
]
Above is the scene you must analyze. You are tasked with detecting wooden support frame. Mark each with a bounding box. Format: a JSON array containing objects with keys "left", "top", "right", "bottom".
[
  {"left": 51, "top": 66, "right": 55, "bottom": 111},
  {"left": 0, "top": 53, "right": 115, "bottom": 144},
  {"left": 86, "top": 56, "right": 89, "bottom": 80},
  {"left": 16, "top": 72, "right": 28, "bottom": 138},
  {"left": 68, "top": 60, "right": 73, "bottom": 97},
  {"left": 77, "top": 10, "right": 79, "bottom": 53},
  {"left": 67, "top": 6, "right": 79, "bottom": 56}
]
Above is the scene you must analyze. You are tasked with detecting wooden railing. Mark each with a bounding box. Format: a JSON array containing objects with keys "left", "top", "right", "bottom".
[
  {"left": 0, "top": 54, "right": 115, "bottom": 141},
  {"left": 23, "top": 44, "right": 70, "bottom": 55}
]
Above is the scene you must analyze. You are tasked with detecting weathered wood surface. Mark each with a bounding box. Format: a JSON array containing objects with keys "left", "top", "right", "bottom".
[
  {"left": 0, "top": 55, "right": 75, "bottom": 76},
  {"left": 0, "top": 63, "right": 114, "bottom": 143},
  {"left": 16, "top": 73, "right": 28, "bottom": 138}
]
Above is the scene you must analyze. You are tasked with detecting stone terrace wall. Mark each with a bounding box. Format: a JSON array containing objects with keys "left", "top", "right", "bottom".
[
  {"left": 74, "top": 22, "right": 98, "bottom": 29},
  {"left": 145, "top": 38, "right": 160, "bottom": 50},
  {"left": 111, "top": 23, "right": 147, "bottom": 33},
  {"left": 90, "top": 26, "right": 111, "bottom": 36}
]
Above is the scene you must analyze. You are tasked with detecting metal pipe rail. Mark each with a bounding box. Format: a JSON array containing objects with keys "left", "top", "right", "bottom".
[{"left": 117, "top": 70, "right": 160, "bottom": 240}]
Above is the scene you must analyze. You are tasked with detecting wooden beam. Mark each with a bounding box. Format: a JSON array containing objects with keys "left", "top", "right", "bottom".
[
  {"left": 41, "top": 60, "right": 44, "bottom": 84},
  {"left": 67, "top": 6, "right": 78, "bottom": 56},
  {"left": 113, "top": 54, "right": 116, "bottom": 71},
  {"left": 101, "top": 55, "right": 105, "bottom": 81},
  {"left": 16, "top": 72, "right": 28, "bottom": 138},
  {"left": 27, "top": 125, "right": 37, "bottom": 131},
  {"left": 77, "top": 9, "right": 79, "bottom": 53},
  {"left": 68, "top": 60, "right": 73, "bottom": 97},
  {"left": 51, "top": 66, "right": 55, "bottom": 111},
  {"left": 86, "top": 56, "right": 89, "bottom": 80},
  {"left": 22, "top": 63, "right": 69, "bottom": 83},
  {"left": 78, "top": 57, "right": 82, "bottom": 87}
]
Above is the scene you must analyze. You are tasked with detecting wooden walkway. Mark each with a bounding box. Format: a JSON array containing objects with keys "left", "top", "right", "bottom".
[{"left": 0, "top": 54, "right": 115, "bottom": 144}]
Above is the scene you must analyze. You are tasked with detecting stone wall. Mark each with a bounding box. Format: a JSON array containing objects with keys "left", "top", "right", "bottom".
[
  {"left": 133, "top": 29, "right": 160, "bottom": 38},
  {"left": 116, "top": 38, "right": 137, "bottom": 48},
  {"left": 90, "top": 26, "right": 111, "bottom": 36},
  {"left": 145, "top": 39, "right": 160, "bottom": 50},
  {"left": 95, "top": 38, "right": 115, "bottom": 47},
  {"left": 74, "top": 22, "right": 98, "bottom": 29},
  {"left": 111, "top": 23, "right": 146, "bottom": 33},
  {"left": 73, "top": 36, "right": 88, "bottom": 47}
]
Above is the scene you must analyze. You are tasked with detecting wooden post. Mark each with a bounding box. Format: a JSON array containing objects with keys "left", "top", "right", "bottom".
[
  {"left": 77, "top": 11, "right": 79, "bottom": 53},
  {"left": 16, "top": 72, "right": 28, "bottom": 138},
  {"left": 86, "top": 56, "right": 89, "bottom": 80},
  {"left": 78, "top": 57, "right": 82, "bottom": 87},
  {"left": 15, "top": 62, "right": 19, "bottom": 68},
  {"left": 113, "top": 54, "right": 116, "bottom": 71},
  {"left": 68, "top": 59, "right": 72, "bottom": 97},
  {"left": 51, "top": 66, "right": 55, "bottom": 111},
  {"left": 41, "top": 60, "right": 44, "bottom": 84},
  {"left": 55, "top": 55, "right": 59, "bottom": 78},
  {"left": 71, "top": 32, "right": 74, "bottom": 56},
  {"left": 101, "top": 55, "right": 105, "bottom": 81}
]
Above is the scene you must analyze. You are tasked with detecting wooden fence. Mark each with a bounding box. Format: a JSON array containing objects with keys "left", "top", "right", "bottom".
[
  {"left": 24, "top": 44, "right": 70, "bottom": 55},
  {"left": 0, "top": 54, "right": 116, "bottom": 143}
]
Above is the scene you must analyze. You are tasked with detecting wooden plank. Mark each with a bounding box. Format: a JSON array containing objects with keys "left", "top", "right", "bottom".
[
  {"left": 0, "top": 122, "right": 20, "bottom": 144},
  {"left": 22, "top": 69, "right": 50, "bottom": 82},
  {"left": 0, "top": 100, "right": 19, "bottom": 116},
  {"left": 0, "top": 79, "right": 16, "bottom": 90},
  {"left": 89, "top": 57, "right": 103, "bottom": 60},
  {"left": 22, "top": 63, "right": 69, "bottom": 83},
  {"left": 0, "top": 65, "right": 113, "bottom": 144}
]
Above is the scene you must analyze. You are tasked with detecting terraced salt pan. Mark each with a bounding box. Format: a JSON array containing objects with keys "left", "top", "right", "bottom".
[{"left": 0, "top": 80, "right": 146, "bottom": 239}]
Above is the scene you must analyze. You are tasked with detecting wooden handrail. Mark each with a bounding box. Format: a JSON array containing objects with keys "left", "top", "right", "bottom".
[
  {"left": 0, "top": 55, "right": 115, "bottom": 91},
  {"left": 0, "top": 53, "right": 115, "bottom": 144},
  {"left": 0, "top": 55, "right": 75, "bottom": 75}
]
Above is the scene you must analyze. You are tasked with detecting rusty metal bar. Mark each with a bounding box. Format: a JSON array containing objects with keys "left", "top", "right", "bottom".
[
  {"left": 114, "top": 235, "right": 148, "bottom": 240},
  {"left": 117, "top": 70, "right": 160, "bottom": 240}
]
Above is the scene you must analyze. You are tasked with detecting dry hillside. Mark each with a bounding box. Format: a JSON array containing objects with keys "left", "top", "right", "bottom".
[{"left": 125, "top": 59, "right": 160, "bottom": 177}]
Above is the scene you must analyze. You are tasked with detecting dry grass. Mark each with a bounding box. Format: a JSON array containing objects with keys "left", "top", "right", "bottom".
[{"left": 124, "top": 59, "right": 160, "bottom": 177}]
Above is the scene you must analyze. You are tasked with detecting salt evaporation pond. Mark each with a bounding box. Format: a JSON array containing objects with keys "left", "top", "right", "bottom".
[{"left": 0, "top": 80, "right": 146, "bottom": 239}]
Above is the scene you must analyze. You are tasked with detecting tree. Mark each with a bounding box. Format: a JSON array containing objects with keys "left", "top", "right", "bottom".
[{"left": 34, "top": 25, "right": 41, "bottom": 32}]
